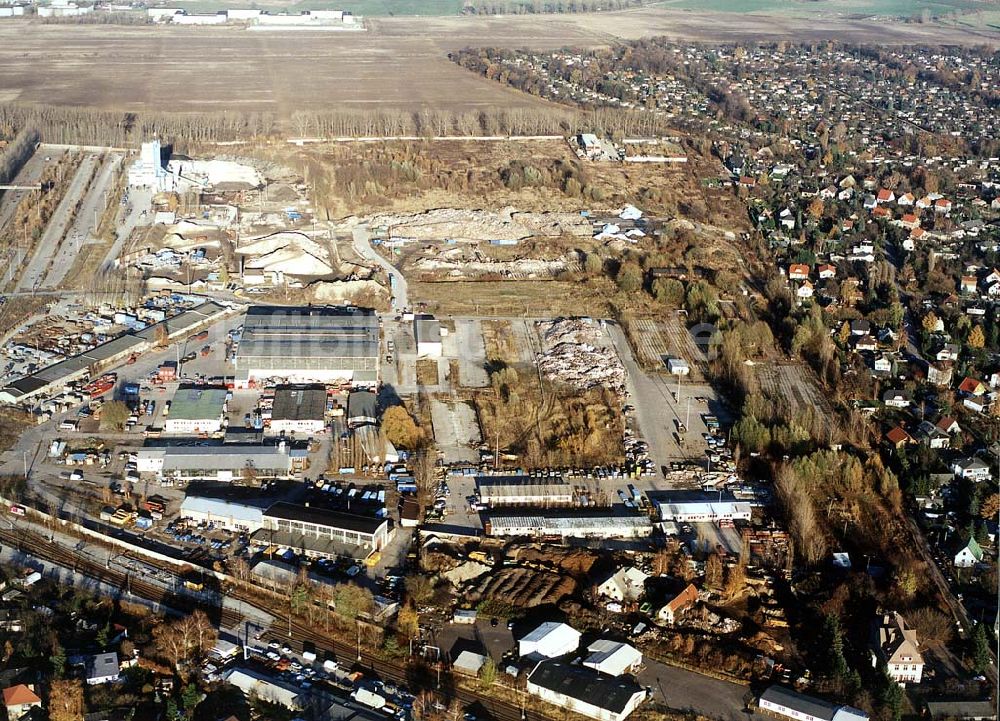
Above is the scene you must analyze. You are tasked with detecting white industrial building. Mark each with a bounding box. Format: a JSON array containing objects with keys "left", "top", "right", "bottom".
[
  {"left": 138, "top": 444, "right": 293, "bottom": 483},
  {"left": 526, "top": 660, "right": 647, "bottom": 721},
  {"left": 476, "top": 476, "right": 574, "bottom": 507},
  {"left": 654, "top": 492, "right": 752, "bottom": 523},
  {"left": 269, "top": 386, "right": 327, "bottom": 436},
  {"left": 179, "top": 495, "right": 266, "bottom": 532},
  {"left": 582, "top": 640, "right": 643, "bottom": 677},
  {"left": 518, "top": 622, "right": 581, "bottom": 660},
  {"left": 484, "top": 509, "right": 652, "bottom": 540},
  {"left": 128, "top": 139, "right": 175, "bottom": 192},
  {"left": 224, "top": 668, "right": 300, "bottom": 710},
  {"left": 235, "top": 305, "right": 379, "bottom": 388},
  {"left": 38, "top": 0, "right": 92, "bottom": 17},
  {"left": 757, "top": 686, "right": 868, "bottom": 721},
  {"left": 667, "top": 357, "right": 690, "bottom": 375},
  {"left": 163, "top": 387, "right": 227, "bottom": 435},
  {"left": 414, "top": 317, "right": 443, "bottom": 358},
  {"left": 252, "top": 503, "right": 391, "bottom": 561}
]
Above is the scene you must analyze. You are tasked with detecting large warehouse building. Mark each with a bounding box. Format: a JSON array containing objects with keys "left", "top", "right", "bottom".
[
  {"left": 137, "top": 444, "right": 293, "bottom": 483},
  {"left": 268, "top": 385, "right": 327, "bottom": 436},
  {"left": 476, "top": 476, "right": 575, "bottom": 507},
  {"left": 251, "top": 502, "right": 391, "bottom": 561},
  {"left": 164, "top": 387, "right": 227, "bottom": 434},
  {"left": 483, "top": 508, "right": 652, "bottom": 539},
  {"left": 652, "top": 491, "right": 752, "bottom": 523},
  {"left": 234, "top": 306, "right": 379, "bottom": 388}
]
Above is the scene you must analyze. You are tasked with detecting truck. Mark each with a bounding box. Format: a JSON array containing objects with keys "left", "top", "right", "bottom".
[
  {"left": 146, "top": 401, "right": 155, "bottom": 416},
  {"left": 351, "top": 688, "right": 386, "bottom": 710}
]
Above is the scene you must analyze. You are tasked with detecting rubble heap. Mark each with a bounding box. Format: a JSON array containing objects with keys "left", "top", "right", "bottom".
[{"left": 536, "top": 318, "right": 626, "bottom": 394}]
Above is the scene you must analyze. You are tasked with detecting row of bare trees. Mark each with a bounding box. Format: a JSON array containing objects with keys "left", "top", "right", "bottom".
[{"left": 0, "top": 126, "right": 39, "bottom": 184}]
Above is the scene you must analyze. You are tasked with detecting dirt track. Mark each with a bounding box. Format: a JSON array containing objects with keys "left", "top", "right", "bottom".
[{"left": 0, "top": 11, "right": 993, "bottom": 114}]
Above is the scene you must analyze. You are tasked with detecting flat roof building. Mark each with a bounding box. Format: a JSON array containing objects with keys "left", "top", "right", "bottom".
[
  {"left": 476, "top": 476, "right": 575, "bottom": 507},
  {"left": 652, "top": 491, "right": 752, "bottom": 523},
  {"left": 255, "top": 502, "right": 391, "bottom": 560},
  {"left": 179, "top": 495, "right": 268, "bottom": 532},
  {"left": 164, "top": 387, "right": 227, "bottom": 434},
  {"left": 235, "top": 305, "right": 379, "bottom": 388},
  {"left": 483, "top": 508, "right": 652, "bottom": 539},
  {"left": 140, "top": 444, "right": 293, "bottom": 483},
  {"left": 269, "top": 385, "right": 327, "bottom": 436},
  {"left": 414, "top": 317, "right": 442, "bottom": 358}
]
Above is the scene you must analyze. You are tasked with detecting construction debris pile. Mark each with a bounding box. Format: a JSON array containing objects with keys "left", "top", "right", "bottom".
[
  {"left": 410, "top": 247, "right": 577, "bottom": 280},
  {"left": 536, "top": 318, "right": 626, "bottom": 394},
  {"left": 366, "top": 207, "right": 591, "bottom": 244},
  {"left": 237, "top": 231, "right": 336, "bottom": 278}
]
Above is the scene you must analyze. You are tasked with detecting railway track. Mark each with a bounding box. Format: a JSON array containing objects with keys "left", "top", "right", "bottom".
[{"left": 1, "top": 525, "right": 542, "bottom": 721}]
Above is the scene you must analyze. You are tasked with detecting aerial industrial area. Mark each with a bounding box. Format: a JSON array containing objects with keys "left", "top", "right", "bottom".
[{"left": 0, "top": 3, "right": 997, "bottom": 721}]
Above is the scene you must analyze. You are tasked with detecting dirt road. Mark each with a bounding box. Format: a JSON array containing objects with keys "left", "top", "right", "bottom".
[{"left": 352, "top": 224, "right": 408, "bottom": 310}]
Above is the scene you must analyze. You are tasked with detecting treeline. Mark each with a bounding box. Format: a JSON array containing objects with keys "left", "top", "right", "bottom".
[
  {"left": 39, "top": 12, "right": 151, "bottom": 25},
  {"left": 0, "top": 126, "right": 39, "bottom": 185},
  {"left": 0, "top": 104, "right": 275, "bottom": 147}
]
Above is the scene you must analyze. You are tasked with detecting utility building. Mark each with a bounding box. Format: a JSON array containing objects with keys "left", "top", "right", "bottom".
[
  {"left": 235, "top": 306, "right": 379, "bottom": 388},
  {"left": 254, "top": 502, "right": 391, "bottom": 560},
  {"left": 414, "top": 317, "right": 443, "bottom": 358},
  {"left": 476, "top": 476, "right": 574, "bottom": 507},
  {"left": 164, "top": 387, "right": 227, "bottom": 435},
  {"left": 269, "top": 386, "right": 327, "bottom": 436}
]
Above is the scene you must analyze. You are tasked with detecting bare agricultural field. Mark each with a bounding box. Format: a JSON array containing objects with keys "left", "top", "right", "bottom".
[{"left": 0, "top": 10, "right": 992, "bottom": 117}]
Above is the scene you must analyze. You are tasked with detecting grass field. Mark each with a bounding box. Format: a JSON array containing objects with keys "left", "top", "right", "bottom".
[{"left": 655, "top": 0, "right": 981, "bottom": 18}]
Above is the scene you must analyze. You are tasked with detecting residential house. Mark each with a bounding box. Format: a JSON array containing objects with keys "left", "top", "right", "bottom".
[
  {"left": 897, "top": 192, "right": 915, "bottom": 206},
  {"left": 951, "top": 457, "right": 991, "bottom": 481},
  {"left": 934, "top": 198, "right": 953, "bottom": 214},
  {"left": 936, "top": 416, "right": 961, "bottom": 435},
  {"left": 871, "top": 355, "right": 893, "bottom": 375},
  {"left": 884, "top": 427, "right": 912, "bottom": 450},
  {"left": 656, "top": 583, "right": 698, "bottom": 626},
  {"left": 916, "top": 421, "right": 949, "bottom": 449},
  {"left": 936, "top": 344, "right": 960, "bottom": 361},
  {"left": 954, "top": 537, "right": 984, "bottom": 568},
  {"left": 84, "top": 652, "right": 120, "bottom": 685},
  {"left": 959, "top": 377, "right": 987, "bottom": 396},
  {"left": 882, "top": 390, "right": 912, "bottom": 409},
  {"left": 797, "top": 281, "right": 815, "bottom": 300},
  {"left": 2, "top": 684, "right": 41, "bottom": 720},
  {"left": 818, "top": 264, "right": 836, "bottom": 280},
  {"left": 872, "top": 206, "right": 891, "bottom": 220},
  {"left": 899, "top": 214, "right": 920, "bottom": 230},
  {"left": 596, "top": 567, "right": 649, "bottom": 603},
  {"left": 876, "top": 189, "right": 895, "bottom": 204},
  {"left": 927, "top": 363, "right": 953, "bottom": 387},
  {"left": 870, "top": 612, "right": 923, "bottom": 685},
  {"left": 863, "top": 194, "right": 878, "bottom": 210},
  {"left": 788, "top": 264, "right": 810, "bottom": 281},
  {"left": 850, "top": 320, "right": 872, "bottom": 336},
  {"left": 854, "top": 335, "right": 878, "bottom": 353}
]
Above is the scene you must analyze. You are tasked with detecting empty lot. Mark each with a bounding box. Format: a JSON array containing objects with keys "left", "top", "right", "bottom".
[{"left": 0, "top": 12, "right": 992, "bottom": 115}]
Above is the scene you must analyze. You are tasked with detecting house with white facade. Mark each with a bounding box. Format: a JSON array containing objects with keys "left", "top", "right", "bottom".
[{"left": 870, "top": 612, "right": 923, "bottom": 685}]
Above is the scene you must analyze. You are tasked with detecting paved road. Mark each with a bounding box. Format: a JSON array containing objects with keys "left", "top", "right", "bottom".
[
  {"left": 352, "top": 224, "right": 408, "bottom": 310},
  {"left": 99, "top": 185, "right": 151, "bottom": 272},
  {"left": 16, "top": 154, "right": 101, "bottom": 292},
  {"left": 0, "top": 150, "right": 66, "bottom": 287},
  {"left": 43, "top": 153, "right": 121, "bottom": 288}
]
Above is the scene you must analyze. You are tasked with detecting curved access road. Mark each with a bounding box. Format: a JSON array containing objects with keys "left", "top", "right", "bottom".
[{"left": 352, "top": 223, "right": 408, "bottom": 311}]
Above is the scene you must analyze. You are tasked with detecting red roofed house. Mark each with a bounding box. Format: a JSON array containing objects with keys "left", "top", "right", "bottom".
[
  {"left": 960, "top": 276, "right": 979, "bottom": 294},
  {"left": 818, "top": 264, "right": 836, "bottom": 279},
  {"left": 885, "top": 427, "right": 913, "bottom": 450},
  {"left": 910, "top": 227, "right": 925, "bottom": 241},
  {"left": 934, "top": 198, "right": 953, "bottom": 214},
  {"left": 739, "top": 176, "right": 756, "bottom": 188},
  {"left": 959, "top": 377, "right": 987, "bottom": 396},
  {"left": 788, "top": 264, "right": 810, "bottom": 281},
  {"left": 656, "top": 583, "right": 699, "bottom": 626},
  {"left": 897, "top": 192, "right": 915, "bottom": 206},
  {"left": 2, "top": 684, "right": 41, "bottom": 719},
  {"left": 876, "top": 189, "right": 895, "bottom": 204},
  {"left": 936, "top": 417, "right": 961, "bottom": 435},
  {"left": 900, "top": 214, "right": 920, "bottom": 230},
  {"left": 872, "top": 206, "right": 891, "bottom": 219}
]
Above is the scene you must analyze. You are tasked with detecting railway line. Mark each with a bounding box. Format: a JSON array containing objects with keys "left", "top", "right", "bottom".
[{"left": 0, "top": 522, "right": 546, "bottom": 721}]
